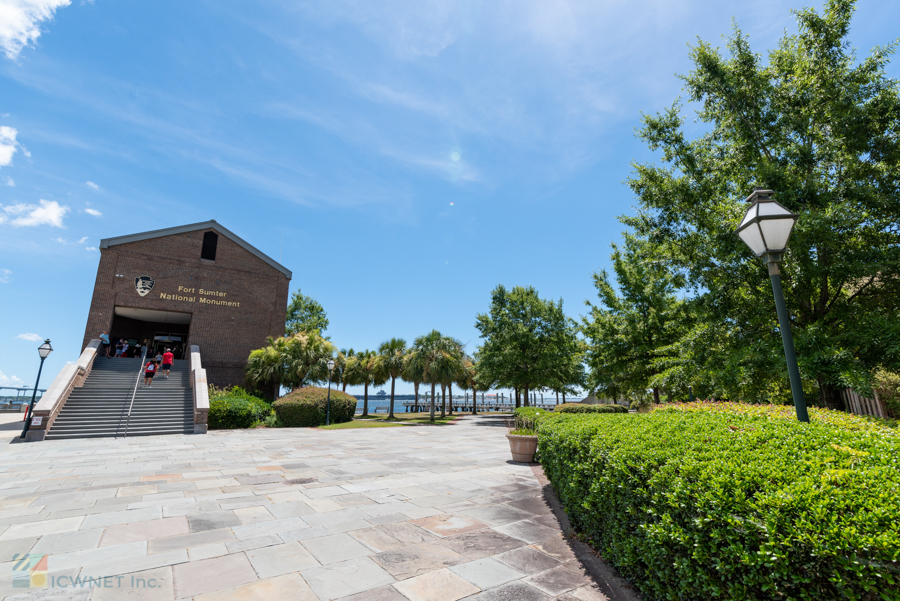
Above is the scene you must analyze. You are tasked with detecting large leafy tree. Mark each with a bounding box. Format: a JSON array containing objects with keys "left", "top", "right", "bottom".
[
  {"left": 285, "top": 289, "right": 329, "bottom": 336},
  {"left": 583, "top": 236, "right": 687, "bottom": 403},
  {"left": 624, "top": 0, "right": 900, "bottom": 407},
  {"left": 376, "top": 338, "right": 407, "bottom": 419},
  {"left": 475, "top": 285, "right": 578, "bottom": 407}
]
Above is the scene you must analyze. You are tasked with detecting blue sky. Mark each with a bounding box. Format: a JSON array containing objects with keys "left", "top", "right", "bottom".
[{"left": 1, "top": 0, "right": 897, "bottom": 395}]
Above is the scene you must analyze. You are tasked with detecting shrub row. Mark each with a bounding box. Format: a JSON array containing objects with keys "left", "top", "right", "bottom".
[
  {"left": 273, "top": 386, "right": 356, "bottom": 427},
  {"left": 537, "top": 410, "right": 900, "bottom": 600},
  {"left": 554, "top": 402, "right": 628, "bottom": 414},
  {"left": 208, "top": 394, "right": 272, "bottom": 429}
]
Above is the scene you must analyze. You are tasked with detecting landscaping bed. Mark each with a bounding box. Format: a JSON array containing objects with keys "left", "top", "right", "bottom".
[{"left": 524, "top": 405, "right": 900, "bottom": 600}]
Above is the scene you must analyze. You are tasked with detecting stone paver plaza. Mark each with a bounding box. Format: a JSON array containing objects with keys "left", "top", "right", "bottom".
[{"left": 0, "top": 416, "right": 608, "bottom": 600}]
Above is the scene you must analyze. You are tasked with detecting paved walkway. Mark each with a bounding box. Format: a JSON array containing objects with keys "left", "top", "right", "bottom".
[{"left": 0, "top": 416, "right": 612, "bottom": 601}]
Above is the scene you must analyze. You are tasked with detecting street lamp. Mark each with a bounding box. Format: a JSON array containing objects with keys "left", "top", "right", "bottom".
[
  {"left": 21, "top": 339, "right": 52, "bottom": 439},
  {"left": 735, "top": 188, "right": 809, "bottom": 423},
  {"left": 325, "top": 359, "right": 336, "bottom": 426}
]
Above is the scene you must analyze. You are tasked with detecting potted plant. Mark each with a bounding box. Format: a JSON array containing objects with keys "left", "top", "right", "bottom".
[{"left": 507, "top": 411, "right": 541, "bottom": 463}]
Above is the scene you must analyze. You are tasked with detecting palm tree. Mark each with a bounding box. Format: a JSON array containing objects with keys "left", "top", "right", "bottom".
[
  {"left": 347, "top": 350, "right": 384, "bottom": 417},
  {"left": 402, "top": 349, "right": 425, "bottom": 410},
  {"left": 438, "top": 336, "right": 465, "bottom": 418},
  {"left": 337, "top": 348, "right": 355, "bottom": 392},
  {"left": 246, "top": 336, "right": 288, "bottom": 400},
  {"left": 246, "top": 332, "right": 336, "bottom": 398},
  {"left": 457, "top": 356, "right": 478, "bottom": 415},
  {"left": 413, "top": 330, "right": 447, "bottom": 422},
  {"left": 376, "top": 338, "right": 407, "bottom": 419}
]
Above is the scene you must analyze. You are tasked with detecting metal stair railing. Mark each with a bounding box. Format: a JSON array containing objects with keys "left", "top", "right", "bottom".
[{"left": 118, "top": 348, "right": 148, "bottom": 439}]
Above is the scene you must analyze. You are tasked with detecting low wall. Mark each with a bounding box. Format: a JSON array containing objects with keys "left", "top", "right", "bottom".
[{"left": 26, "top": 340, "right": 101, "bottom": 442}]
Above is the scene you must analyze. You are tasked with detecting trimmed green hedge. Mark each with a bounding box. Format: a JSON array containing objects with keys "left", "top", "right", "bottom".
[
  {"left": 538, "top": 410, "right": 900, "bottom": 600},
  {"left": 555, "top": 402, "right": 628, "bottom": 414},
  {"left": 208, "top": 396, "right": 273, "bottom": 429},
  {"left": 273, "top": 387, "right": 356, "bottom": 427}
]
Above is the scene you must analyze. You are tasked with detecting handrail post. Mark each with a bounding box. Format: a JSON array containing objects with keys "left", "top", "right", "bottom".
[{"left": 122, "top": 348, "right": 148, "bottom": 438}]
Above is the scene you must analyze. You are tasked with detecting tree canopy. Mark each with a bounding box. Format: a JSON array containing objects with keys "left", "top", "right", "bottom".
[
  {"left": 475, "top": 285, "right": 582, "bottom": 405},
  {"left": 622, "top": 0, "right": 900, "bottom": 407},
  {"left": 582, "top": 236, "right": 686, "bottom": 403},
  {"left": 285, "top": 289, "right": 329, "bottom": 336}
]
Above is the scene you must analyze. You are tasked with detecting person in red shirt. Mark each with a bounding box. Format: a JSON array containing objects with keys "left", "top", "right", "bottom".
[
  {"left": 162, "top": 348, "right": 175, "bottom": 379},
  {"left": 144, "top": 360, "right": 157, "bottom": 387}
]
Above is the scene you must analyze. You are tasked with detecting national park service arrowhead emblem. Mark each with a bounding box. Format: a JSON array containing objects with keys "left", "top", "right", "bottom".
[{"left": 135, "top": 276, "right": 155, "bottom": 297}]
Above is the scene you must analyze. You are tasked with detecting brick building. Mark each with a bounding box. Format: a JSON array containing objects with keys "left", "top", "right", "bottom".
[{"left": 82, "top": 221, "right": 291, "bottom": 387}]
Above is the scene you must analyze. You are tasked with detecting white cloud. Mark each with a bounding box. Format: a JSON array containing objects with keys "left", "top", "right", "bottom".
[
  {"left": 4, "top": 176, "right": 13, "bottom": 186},
  {"left": 77, "top": 235, "right": 86, "bottom": 243},
  {"left": 0, "top": 126, "right": 19, "bottom": 167},
  {"left": 52, "top": 236, "right": 65, "bottom": 243},
  {"left": 85, "top": 246, "right": 97, "bottom": 251},
  {"left": 0, "top": 268, "right": 10, "bottom": 283},
  {"left": 85, "top": 181, "right": 99, "bottom": 190},
  {"left": 0, "top": 0, "right": 72, "bottom": 60},
  {"left": 16, "top": 333, "right": 42, "bottom": 342},
  {"left": 0, "top": 199, "right": 69, "bottom": 227},
  {"left": 0, "top": 369, "right": 23, "bottom": 387},
  {"left": 84, "top": 207, "right": 101, "bottom": 216}
]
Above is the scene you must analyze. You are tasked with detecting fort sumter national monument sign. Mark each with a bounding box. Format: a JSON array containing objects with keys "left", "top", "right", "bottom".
[{"left": 82, "top": 221, "right": 291, "bottom": 388}]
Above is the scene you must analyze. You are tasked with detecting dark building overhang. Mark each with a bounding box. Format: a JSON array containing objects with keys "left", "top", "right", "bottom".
[{"left": 99, "top": 220, "right": 292, "bottom": 279}]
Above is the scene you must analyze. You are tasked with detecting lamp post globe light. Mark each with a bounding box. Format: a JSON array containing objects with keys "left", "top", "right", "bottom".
[
  {"left": 21, "top": 339, "right": 53, "bottom": 439},
  {"left": 325, "top": 358, "right": 336, "bottom": 426},
  {"left": 735, "top": 188, "right": 809, "bottom": 423}
]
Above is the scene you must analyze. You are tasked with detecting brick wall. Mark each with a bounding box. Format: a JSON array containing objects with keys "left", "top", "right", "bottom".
[{"left": 82, "top": 227, "right": 290, "bottom": 388}]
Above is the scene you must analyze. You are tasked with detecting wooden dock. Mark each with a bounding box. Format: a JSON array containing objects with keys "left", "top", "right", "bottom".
[{"left": 401, "top": 400, "right": 557, "bottom": 413}]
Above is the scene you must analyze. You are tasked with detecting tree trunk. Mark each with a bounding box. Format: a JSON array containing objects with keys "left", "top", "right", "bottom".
[
  {"left": 556, "top": 390, "right": 559, "bottom": 405},
  {"left": 342, "top": 382, "right": 347, "bottom": 393},
  {"left": 515, "top": 388, "right": 520, "bottom": 408},
  {"left": 448, "top": 383, "right": 454, "bottom": 415},
  {"left": 363, "top": 382, "right": 369, "bottom": 417},
  {"left": 440, "top": 385, "right": 446, "bottom": 418},
  {"left": 430, "top": 382, "right": 436, "bottom": 421},
  {"left": 472, "top": 386, "right": 477, "bottom": 415},
  {"left": 563, "top": 392, "right": 566, "bottom": 403},
  {"left": 414, "top": 382, "right": 420, "bottom": 411},
  {"left": 389, "top": 376, "right": 396, "bottom": 419},
  {"left": 653, "top": 386, "right": 660, "bottom": 404},
  {"left": 818, "top": 378, "right": 847, "bottom": 411},
  {"left": 524, "top": 385, "right": 530, "bottom": 407}
]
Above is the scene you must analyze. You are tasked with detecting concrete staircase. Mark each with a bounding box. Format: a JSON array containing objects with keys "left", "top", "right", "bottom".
[{"left": 45, "top": 357, "right": 193, "bottom": 440}]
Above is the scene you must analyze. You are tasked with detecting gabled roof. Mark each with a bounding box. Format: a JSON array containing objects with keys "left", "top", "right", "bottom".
[{"left": 99, "top": 220, "right": 292, "bottom": 279}]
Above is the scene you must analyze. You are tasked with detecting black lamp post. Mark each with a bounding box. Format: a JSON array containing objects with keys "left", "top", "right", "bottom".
[
  {"left": 21, "top": 339, "right": 53, "bottom": 439},
  {"left": 735, "top": 188, "right": 810, "bottom": 423},
  {"left": 325, "top": 359, "right": 335, "bottom": 426}
]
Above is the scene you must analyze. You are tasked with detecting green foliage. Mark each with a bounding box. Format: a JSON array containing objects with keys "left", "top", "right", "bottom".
[
  {"left": 875, "top": 370, "right": 900, "bottom": 418},
  {"left": 555, "top": 403, "right": 628, "bottom": 414},
  {"left": 272, "top": 386, "right": 357, "bottom": 427},
  {"left": 621, "top": 0, "right": 900, "bottom": 407},
  {"left": 411, "top": 330, "right": 466, "bottom": 420},
  {"left": 246, "top": 332, "right": 337, "bottom": 393},
  {"left": 208, "top": 395, "right": 273, "bottom": 429},
  {"left": 512, "top": 406, "right": 547, "bottom": 434},
  {"left": 343, "top": 349, "right": 385, "bottom": 417},
  {"left": 658, "top": 401, "right": 898, "bottom": 432},
  {"left": 209, "top": 385, "right": 269, "bottom": 404},
  {"left": 538, "top": 410, "right": 900, "bottom": 600},
  {"left": 375, "top": 338, "right": 407, "bottom": 417},
  {"left": 476, "top": 285, "right": 584, "bottom": 403},
  {"left": 285, "top": 289, "right": 329, "bottom": 336},
  {"left": 582, "top": 236, "right": 687, "bottom": 403}
]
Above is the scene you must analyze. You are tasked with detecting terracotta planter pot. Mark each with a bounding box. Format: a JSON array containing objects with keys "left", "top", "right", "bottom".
[{"left": 506, "top": 433, "right": 539, "bottom": 463}]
